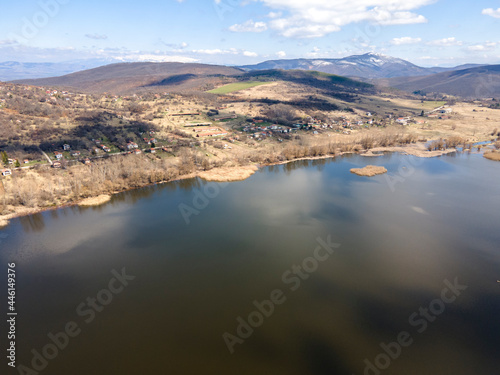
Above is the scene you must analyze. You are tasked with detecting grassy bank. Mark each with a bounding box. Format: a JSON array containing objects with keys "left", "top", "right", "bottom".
[{"left": 208, "top": 81, "right": 271, "bottom": 94}]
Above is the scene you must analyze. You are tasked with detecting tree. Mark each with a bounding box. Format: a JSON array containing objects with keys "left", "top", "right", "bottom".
[
  {"left": 1, "top": 151, "right": 8, "bottom": 165},
  {"left": 14, "top": 160, "right": 20, "bottom": 168},
  {"left": 264, "top": 104, "right": 298, "bottom": 125}
]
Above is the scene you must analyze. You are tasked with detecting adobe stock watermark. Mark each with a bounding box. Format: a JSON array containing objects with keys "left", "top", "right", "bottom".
[
  {"left": 222, "top": 235, "right": 341, "bottom": 354},
  {"left": 8, "top": 0, "right": 69, "bottom": 44},
  {"left": 15, "top": 267, "right": 135, "bottom": 375},
  {"left": 213, "top": 0, "right": 240, "bottom": 21},
  {"left": 384, "top": 155, "right": 424, "bottom": 192},
  {"left": 178, "top": 181, "right": 228, "bottom": 224},
  {"left": 338, "top": 22, "right": 383, "bottom": 56},
  {"left": 356, "top": 277, "right": 468, "bottom": 375}
]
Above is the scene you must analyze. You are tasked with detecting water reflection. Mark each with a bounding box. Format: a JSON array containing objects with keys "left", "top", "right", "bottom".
[
  {"left": 0, "top": 152, "right": 499, "bottom": 375},
  {"left": 19, "top": 212, "right": 45, "bottom": 232}
]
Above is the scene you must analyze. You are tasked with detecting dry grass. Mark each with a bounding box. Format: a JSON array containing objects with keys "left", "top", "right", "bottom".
[
  {"left": 350, "top": 165, "right": 388, "bottom": 177},
  {"left": 484, "top": 151, "right": 500, "bottom": 161},
  {"left": 78, "top": 195, "right": 112, "bottom": 206},
  {"left": 198, "top": 165, "right": 258, "bottom": 182},
  {"left": 0, "top": 217, "right": 8, "bottom": 227}
]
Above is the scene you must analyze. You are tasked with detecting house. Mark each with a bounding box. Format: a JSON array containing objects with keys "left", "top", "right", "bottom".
[
  {"left": 52, "top": 161, "right": 62, "bottom": 169},
  {"left": 150, "top": 148, "right": 156, "bottom": 154},
  {"left": 24, "top": 159, "right": 29, "bottom": 164},
  {"left": 134, "top": 149, "right": 142, "bottom": 154},
  {"left": 63, "top": 144, "right": 71, "bottom": 151},
  {"left": 197, "top": 131, "right": 228, "bottom": 137},
  {"left": 214, "top": 114, "right": 238, "bottom": 121},
  {"left": 84, "top": 158, "right": 91, "bottom": 165},
  {"left": 127, "top": 142, "right": 138, "bottom": 150},
  {"left": 1, "top": 168, "right": 12, "bottom": 176},
  {"left": 102, "top": 146, "right": 111, "bottom": 153},
  {"left": 8, "top": 158, "right": 14, "bottom": 164},
  {"left": 396, "top": 117, "right": 410, "bottom": 125},
  {"left": 171, "top": 112, "right": 201, "bottom": 116},
  {"left": 54, "top": 151, "right": 63, "bottom": 159},
  {"left": 72, "top": 151, "right": 81, "bottom": 157}
]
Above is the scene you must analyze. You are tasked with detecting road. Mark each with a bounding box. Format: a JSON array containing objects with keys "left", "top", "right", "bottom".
[{"left": 40, "top": 150, "right": 53, "bottom": 165}]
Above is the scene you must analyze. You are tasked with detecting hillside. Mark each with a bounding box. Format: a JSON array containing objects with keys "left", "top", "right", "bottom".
[
  {"left": 239, "top": 53, "right": 483, "bottom": 79},
  {"left": 11, "top": 62, "right": 376, "bottom": 98},
  {"left": 379, "top": 65, "right": 500, "bottom": 98},
  {"left": 12, "top": 62, "right": 244, "bottom": 94}
]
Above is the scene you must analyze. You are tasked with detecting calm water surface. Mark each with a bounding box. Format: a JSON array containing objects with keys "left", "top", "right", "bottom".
[{"left": 1, "top": 152, "right": 499, "bottom": 375}]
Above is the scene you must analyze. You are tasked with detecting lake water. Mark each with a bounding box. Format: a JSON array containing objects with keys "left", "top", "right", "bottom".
[{"left": 1, "top": 152, "right": 499, "bottom": 375}]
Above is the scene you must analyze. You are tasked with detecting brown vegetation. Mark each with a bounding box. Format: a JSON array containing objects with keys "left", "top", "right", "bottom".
[
  {"left": 484, "top": 151, "right": 500, "bottom": 161},
  {"left": 350, "top": 165, "right": 388, "bottom": 177}
]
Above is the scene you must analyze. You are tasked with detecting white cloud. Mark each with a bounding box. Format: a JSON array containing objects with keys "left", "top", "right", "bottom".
[
  {"left": 268, "top": 11, "right": 282, "bottom": 18},
  {"left": 193, "top": 48, "right": 232, "bottom": 55},
  {"left": 276, "top": 50, "right": 286, "bottom": 58},
  {"left": 467, "top": 42, "right": 497, "bottom": 51},
  {"left": 115, "top": 54, "right": 198, "bottom": 63},
  {"left": 482, "top": 8, "right": 500, "bottom": 18},
  {"left": 391, "top": 36, "right": 422, "bottom": 45},
  {"left": 428, "top": 37, "right": 462, "bottom": 46},
  {"left": 238, "top": 0, "right": 433, "bottom": 38},
  {"left": 191, "top": 48, "right": 257, "bottom": 57},
  {"left": 229, "top": 20, "right": 268, "bottom": 33}
]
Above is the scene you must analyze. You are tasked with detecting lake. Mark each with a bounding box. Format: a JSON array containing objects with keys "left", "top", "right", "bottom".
[{"left": 1, "top": 152, "right": 499, "bottom": 375}]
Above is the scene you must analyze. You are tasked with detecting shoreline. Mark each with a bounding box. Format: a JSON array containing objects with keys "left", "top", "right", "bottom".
[{"left": 0, "top": 144, "right": 462, "bottom": 229}]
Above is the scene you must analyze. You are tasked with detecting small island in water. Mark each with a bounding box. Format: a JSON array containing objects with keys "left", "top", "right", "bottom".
[{"left": 350, "top": 165, "right": 388, "bottom": 177}]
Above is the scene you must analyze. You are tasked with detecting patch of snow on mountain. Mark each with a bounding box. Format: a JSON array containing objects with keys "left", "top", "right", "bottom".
[{"left": 312, "top": 60, "right": 333, "bottom": 66}]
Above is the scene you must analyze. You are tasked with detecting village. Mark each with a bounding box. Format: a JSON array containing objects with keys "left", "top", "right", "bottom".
[{"left": 1, "top": 78, "right": 495, "bottom": 184}]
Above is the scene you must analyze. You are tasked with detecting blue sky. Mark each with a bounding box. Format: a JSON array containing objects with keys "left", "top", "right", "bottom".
[{"left": 1, "top": 0, "right": 500, "bottom": 66}]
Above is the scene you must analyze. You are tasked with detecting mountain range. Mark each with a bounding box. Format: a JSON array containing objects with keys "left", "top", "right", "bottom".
[
  {"left": 5, "top": 53, "right": 500, "bottom": 98},
  {"left": 377, "top": 65, "right": 500, "bottom": 98},
  {"left": 239, "top": 53, "right": 483, "bottom": 79},
  {"left": 12, "top": 62, "right": 243, "bottom": 94}
]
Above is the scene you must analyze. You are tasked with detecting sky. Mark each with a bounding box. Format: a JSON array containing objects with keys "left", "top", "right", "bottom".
[{"left": 1, "top": 0, "right": 500, "bottom": 67}]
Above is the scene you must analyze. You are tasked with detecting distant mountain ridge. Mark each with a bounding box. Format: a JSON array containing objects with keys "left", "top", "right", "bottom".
[
  {"left": 0, "top": 60, "right": 114, "bottom": 81},
  {"left": 1, "top": 53, "right": 487, "bottom": 82},
  {"left": 12, "top": 62, "right": 244, "bottom": 93},
  {"left": 9, "top": 54, "right": 499, "bottom": 98},
  {"left": 239, "top": 53, "right": 484, "bottom": 79},
  {"left": 378, "top": 65, "right": 500, "bottom": 98}
]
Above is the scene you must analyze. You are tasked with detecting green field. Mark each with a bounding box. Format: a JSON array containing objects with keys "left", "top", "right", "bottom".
[
  {"left": 420, "top": 101, "right": 447, "bottom": 109},
  {"left": 208, "top": 81, "right": 271, "bottom": 94}
]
